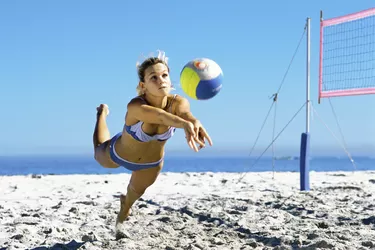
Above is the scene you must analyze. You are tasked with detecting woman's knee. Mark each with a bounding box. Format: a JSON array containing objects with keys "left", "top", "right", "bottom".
[
  {"left": 94, "top": 141, "right": 118, "bottom": 168},
  {"left": 94, "top": 144, "right": 106, "bottom": 162}
]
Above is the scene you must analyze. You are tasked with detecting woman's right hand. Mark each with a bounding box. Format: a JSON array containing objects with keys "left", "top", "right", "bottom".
[{"left": 183, "top": 121, "right": 205, "bottom": 152}]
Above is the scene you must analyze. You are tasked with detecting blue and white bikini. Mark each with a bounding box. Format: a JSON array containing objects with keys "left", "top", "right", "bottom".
[{"left": 109, "top": 95, "right": 177, "bottom": 171}]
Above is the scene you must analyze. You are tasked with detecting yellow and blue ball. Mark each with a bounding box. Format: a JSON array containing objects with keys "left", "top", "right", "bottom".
[{"left": 180, "top": 58, "right": 223, "bottom": 100}]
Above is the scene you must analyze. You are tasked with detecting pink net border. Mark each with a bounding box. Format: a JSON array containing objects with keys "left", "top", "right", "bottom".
[{"left": 322, "top": 7, "right": 375, "bottom": 27}]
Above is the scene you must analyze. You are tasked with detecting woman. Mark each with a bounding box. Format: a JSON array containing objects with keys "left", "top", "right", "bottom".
[{"left": 92, "top": 51, "right": 212, "bottom": 234}]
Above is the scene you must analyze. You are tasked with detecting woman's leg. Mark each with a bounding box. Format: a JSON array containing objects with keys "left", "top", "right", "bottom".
[
  {"left": 116, "top": 163, "right": 163, "bottom": 225},
  {"left": 93, "top": 104, "right": 117, "bottom": 168},
  {"left": 93, "top": 104, "right": 110, "bottom": 148}
]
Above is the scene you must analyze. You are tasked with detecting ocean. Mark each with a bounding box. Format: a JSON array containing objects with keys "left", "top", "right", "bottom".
[{"left": 0, "top": 155, "right": 374, "bottom": 176}]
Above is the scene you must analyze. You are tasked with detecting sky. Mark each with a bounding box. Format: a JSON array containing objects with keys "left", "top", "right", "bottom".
[{"left": 0, "top": 0, "right": 374, "bottom": 157}]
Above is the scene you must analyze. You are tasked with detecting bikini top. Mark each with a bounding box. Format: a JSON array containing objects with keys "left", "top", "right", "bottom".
[{"left": 125, "top": 94, "right": 177, "bottom": 142}]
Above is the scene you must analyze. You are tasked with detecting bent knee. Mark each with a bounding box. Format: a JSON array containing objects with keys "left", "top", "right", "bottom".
[
  {"left": 94, "top": 144, "right": 106, "bottom": 163},
  {"left": 94, "top": 141, "right": 118, "bottom": 168}
]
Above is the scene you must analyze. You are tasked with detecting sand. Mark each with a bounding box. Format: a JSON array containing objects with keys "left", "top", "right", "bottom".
[{"left": 1, "top": 170, "right": 375, "bottom": 250}]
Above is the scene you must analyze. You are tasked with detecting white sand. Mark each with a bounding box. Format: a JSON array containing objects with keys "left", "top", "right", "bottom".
[{"left": 1, "top": 171, "right": 375, "bottom": 250}]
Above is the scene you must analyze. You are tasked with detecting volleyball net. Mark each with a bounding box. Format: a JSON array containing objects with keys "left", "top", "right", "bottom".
[
  {"left": 319, "top": 8, "right": 375, "bottom": 102},
  {"left": 240, "top": 8, "right": 375, "bottom": 190}
]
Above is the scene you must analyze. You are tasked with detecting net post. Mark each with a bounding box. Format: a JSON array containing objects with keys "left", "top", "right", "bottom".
[
  {"left": 318, "top": 10, "right": 323, "bottom": 104},
  {"left": 300, "top": 17, "right": 311, "bottom": 191}
]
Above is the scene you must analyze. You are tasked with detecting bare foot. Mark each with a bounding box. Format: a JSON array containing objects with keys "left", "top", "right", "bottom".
[{"left": 96, "top": 104, "right": 110, "bottom": 117}]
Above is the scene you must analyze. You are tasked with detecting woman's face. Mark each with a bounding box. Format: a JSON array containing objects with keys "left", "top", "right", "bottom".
[{"left": 141, "top": 63, "right": 171, "bottom": 97}]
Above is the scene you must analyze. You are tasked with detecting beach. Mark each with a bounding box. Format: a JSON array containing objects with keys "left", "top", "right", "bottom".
[{"left": 1, "top": 171, "right": 375, "bottom": 250}]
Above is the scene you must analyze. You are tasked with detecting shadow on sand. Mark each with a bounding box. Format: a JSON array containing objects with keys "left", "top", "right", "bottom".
[
  {"left": 0, "top": 239, "right": 91, "bottom": 250},
  {"left": 29, "top": 240, "right": 87, "bottom": 249},
  {"left": 137, "top": 196, "right": 287, "bottom": 248}
]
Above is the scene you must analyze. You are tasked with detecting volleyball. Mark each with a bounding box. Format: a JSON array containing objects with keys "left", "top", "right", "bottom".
[{"left": 180, "top": 58, "right": 223, "bottom": 100}]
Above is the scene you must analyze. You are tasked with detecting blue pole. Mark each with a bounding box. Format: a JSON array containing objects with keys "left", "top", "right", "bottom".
[{"left": 300, "top": 132, "right": 310, "bottom": 190}]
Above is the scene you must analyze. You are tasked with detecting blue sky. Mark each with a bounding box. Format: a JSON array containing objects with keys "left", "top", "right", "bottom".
[{"left": 0, "top": 0, "right": 374, "bottom": 157}]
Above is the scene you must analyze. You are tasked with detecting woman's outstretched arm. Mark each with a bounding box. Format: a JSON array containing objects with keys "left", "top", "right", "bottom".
[
  {"left": 174, "top": 96, "right": 213, "bottom": 147},
  {"left": 174, "top": 96, "right": 198, "bottom": 123}
]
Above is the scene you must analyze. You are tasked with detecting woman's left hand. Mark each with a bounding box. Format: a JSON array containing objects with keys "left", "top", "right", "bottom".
[{"left": 192, "top": 120, "right": 213, "bottom": 150}]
